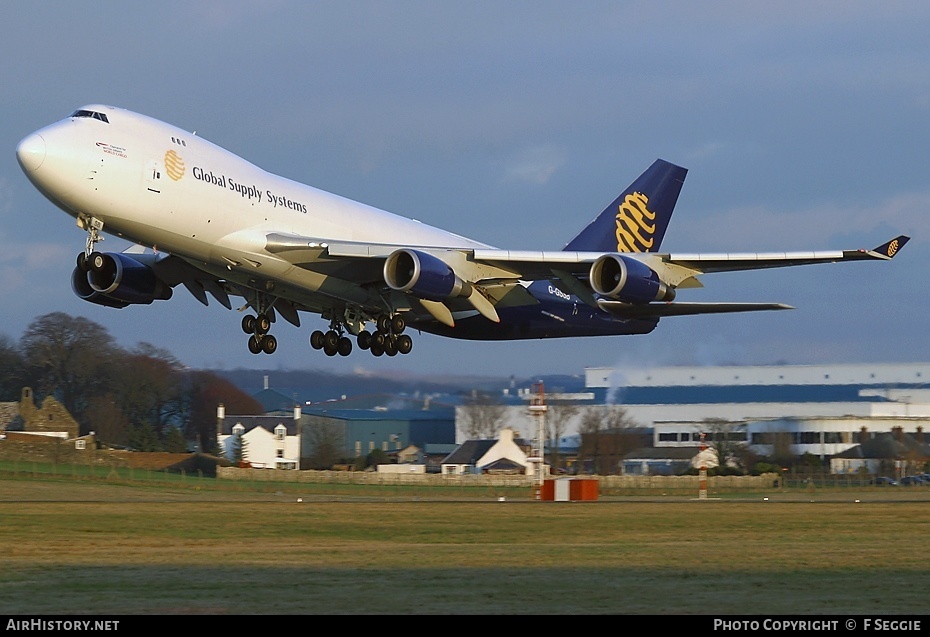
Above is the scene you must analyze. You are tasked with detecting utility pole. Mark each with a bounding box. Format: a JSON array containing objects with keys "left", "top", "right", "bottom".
[
  {"left": 528, "top": 381, "right": 547, "bottom": 500},
  {"left": 698, "top": 431, "right": 707, "bottom": 500}
]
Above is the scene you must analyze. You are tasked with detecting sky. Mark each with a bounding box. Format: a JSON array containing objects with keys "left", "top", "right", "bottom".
[{"left": 1, "top": 1, "right": 929, "bottom": 381}]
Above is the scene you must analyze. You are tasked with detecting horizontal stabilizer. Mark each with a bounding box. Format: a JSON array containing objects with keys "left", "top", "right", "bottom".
[{"left": 598, "top": 300, "right": 793, "bottom": 318}]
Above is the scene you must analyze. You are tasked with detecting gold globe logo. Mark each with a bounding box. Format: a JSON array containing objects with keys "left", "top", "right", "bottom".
[
  {"left": 164, "top": 150, "right": 185, "bottom": 181},
  {"left": 615, "top": 192, "right": 656, "bottom": 252},
  {"left": 886, "top": 239, "right": 899, "bottom": 258}
]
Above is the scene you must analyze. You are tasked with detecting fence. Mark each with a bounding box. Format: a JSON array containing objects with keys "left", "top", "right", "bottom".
[{"left": 217, "top": 467, "right": 782, "bottom": 493}]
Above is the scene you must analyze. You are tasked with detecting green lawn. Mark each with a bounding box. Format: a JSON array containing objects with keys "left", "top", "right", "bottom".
[{"left": 1, "top": 472, "right": 928, "bottom": 614}]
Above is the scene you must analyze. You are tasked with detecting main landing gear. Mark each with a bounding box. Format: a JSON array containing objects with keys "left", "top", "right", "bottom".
[
  {"left": 310, "top": 313, "right": 413, "bottom": 357},
  {"left": 242, "top": 313, "right": 277, "bottom": 355}
]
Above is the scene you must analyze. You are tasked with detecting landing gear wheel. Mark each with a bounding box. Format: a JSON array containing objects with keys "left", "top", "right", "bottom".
[
  {"left": 89, "top": 252, "right": 106, "bottom": 272},
  {"left": 390, "top": 314, "right": 406, "bottom": 334},
  {"left": 370, "top": 342, "right": 384, "bottom": 357},
  {"left": 323, "top": 339, "right": 338, "bottom": 356},
  {"left": 357, "top": 330, "right": 372, "bottom": 350},
  {"left": 371, "top": 332, "right": 385, "bottom": 348},
  {"left": 337, "top": 336, "right": 352, "bottom": 357},
  {"left": 76, "top": 252, "right": 89, "bottom": 272},
  {"left": 242, "top": 315, "right": 256, "bottom": 335},
  {"left": 323, "top": 330, "right": 339, "bottom": 352},
  {"left": 396, "top": 334, "right": 413, "bottom": 355},
  {"left": 248, "top": 334, "right": 263, "bottom": 354},
  {"left": 261, "top": 334, "right": 277, "bottom": 355},
  {"left": 310, "top": 330, "right": 325, "bottom": 350},
  {"left": 377, "top": 315, "right": 391, "bottom": 334},
  {"left": 255, "top": 313, "right": 271, "bottom": 336},
  {"left": 384, "top": 337, "right": 398, "bottom": 356}
]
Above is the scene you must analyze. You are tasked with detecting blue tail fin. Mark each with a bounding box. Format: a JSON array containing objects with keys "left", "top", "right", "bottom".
[{"left": 562, "top": 159, "right": 687, "bottom": 253}]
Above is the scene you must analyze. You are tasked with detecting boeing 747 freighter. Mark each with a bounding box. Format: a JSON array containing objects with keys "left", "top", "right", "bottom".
[{"left": 16, "top": 105, "right": 908, "bottom": 357}]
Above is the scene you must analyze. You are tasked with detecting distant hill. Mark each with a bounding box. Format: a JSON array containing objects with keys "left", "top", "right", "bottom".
[{"left": 211, "top": 368, "right": 587, "bottom": 405}]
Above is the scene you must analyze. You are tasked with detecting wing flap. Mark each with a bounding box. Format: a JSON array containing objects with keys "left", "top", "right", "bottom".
[{"left": 598, "top": 300, "right": 794, "bottom": 318}]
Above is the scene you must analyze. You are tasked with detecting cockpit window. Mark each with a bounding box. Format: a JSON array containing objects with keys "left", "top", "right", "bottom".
[{"left": 70, "top": 109, "right": 109, "bottom": 123}]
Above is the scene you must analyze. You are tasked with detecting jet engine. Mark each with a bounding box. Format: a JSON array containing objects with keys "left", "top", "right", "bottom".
[
  {"left": 588, "top": 253, "right": 675, "bottom": 304},
  {"left": 383, "top": 249, "right": 467, "bottom": 301},
  {"left": 73, "top": 252, "right": 173, "bottom": 306}
]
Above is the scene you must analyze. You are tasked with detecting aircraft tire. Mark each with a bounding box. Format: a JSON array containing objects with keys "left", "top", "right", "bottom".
[
  {"left": 384, "top": 337, "right": 397, "bottom": 356},
  {"left": 357, "top": 330, "right": 372, "bottom": 350},
  {"left": 390, "top": 314, "right": 405, "bottom": 334},
  {"left": 396, "top": 334, "right": 413, "bottom": 355},
  {"left": 248, "top": 334, "right": 263, "bottom": 354},
  {"left": 377, "top": 315, "right": 391, "bottom": 333},
  {"left": 262, "top": 334, "right": 277, "bottom": 355},
  {"left": 76, "top": 252, "right": 89, "bottom": 272},
  {"left": 255, "top": 314, "right": 271, "bottom": 336},
  {"left": 323, "top": 330, "right": 339, "bottom": 351},
  {"left": 310, "top": 330, "right": 325, "bottom": 349},
  {"left": 370, "top": 342, "right": 384, "bottom": 357},
  {"left": 242, "top": 314, "right": 256, "bottom": 335},
  {"left": 337, "top": 336, "right": 352, "bottom": 357}
]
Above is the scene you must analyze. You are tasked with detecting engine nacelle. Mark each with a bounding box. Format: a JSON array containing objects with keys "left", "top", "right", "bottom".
[
  {"left": 79, "top": 252, "right": 172, "bottom": 305},
  {"left": 71, "top": 266, "right": 130, "bottom": 308},
  {"left": 383, "top": 249, "right": 466, "bottom": 302},
  {"left": 589, "top": 253, "right": 675, "bottom": 304}
]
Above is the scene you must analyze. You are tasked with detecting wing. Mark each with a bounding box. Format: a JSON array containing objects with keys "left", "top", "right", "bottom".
[{"left": 258, "top": 233, "right": 908, "bottom": 323}]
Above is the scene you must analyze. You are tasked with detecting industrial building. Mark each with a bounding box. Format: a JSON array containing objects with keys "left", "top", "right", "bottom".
[{"left": 474, "top": 363, "right": 930, "bottom": 472}]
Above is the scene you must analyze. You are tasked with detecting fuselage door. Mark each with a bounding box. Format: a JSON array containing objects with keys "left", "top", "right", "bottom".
[{"left": 144, "top": 158, "right": 161, "bottom": 193}]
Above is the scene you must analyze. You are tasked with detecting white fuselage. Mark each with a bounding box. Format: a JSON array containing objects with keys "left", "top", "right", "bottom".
[{"left": 17, "top": 105, "right": 489, "bottom": 294}]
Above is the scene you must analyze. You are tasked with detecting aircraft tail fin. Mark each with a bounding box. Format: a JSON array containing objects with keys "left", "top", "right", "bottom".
[{"left": 563, "top": 159, "right": 687, "bottom": 253}]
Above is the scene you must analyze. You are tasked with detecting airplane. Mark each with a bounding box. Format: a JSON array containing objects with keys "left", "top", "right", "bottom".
[{"left": 15, "top": 105, "right": 909, "bottom": 358}]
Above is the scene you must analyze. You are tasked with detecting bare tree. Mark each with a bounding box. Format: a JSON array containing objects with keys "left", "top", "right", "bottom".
[
  {"left": 577, "top": 406, "right": 605, "bottom": 474},
  {"left": 546, "top": 402, "right": 578, "bottom": 472},
  {"left": 20, "top": 312, "right": 121, "bottom": 432},
  {"left": 458, "top": 391, "right": 506, "bottom": 439},
  {"left": 303, "top": 416, "right": 344, "bottom": 469},
  {"left": 578, "top": 406, "right": 644, "bottom": 475},
  {"left": 699, "top": 418, "right": 746, "bottom": 473}
]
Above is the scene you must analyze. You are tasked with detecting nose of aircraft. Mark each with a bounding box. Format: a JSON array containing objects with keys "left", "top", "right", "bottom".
[{"left": 16, "top": 132, "right": 46, "bottom": 172}]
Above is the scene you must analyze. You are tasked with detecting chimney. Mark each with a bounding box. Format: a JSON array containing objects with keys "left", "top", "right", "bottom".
[
  {"left": 892, "top": 426, "right": 904, "bottom": 442},
  {"left": 917, "top": 426, "right": 925, "bottom": 445},
  {"left": 859, "top": 426, "right": 869, "bottom": 445},
  {"left": 216, "top": 403, "right": 225, "bottom": 438}
]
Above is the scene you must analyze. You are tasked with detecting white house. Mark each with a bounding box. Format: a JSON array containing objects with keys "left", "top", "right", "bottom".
[
  {"left": 441, "top": 428, "right": 534, "bottom": 475},
  {"left": 217, "top": 408, "right": 301, "bottom": 469}
]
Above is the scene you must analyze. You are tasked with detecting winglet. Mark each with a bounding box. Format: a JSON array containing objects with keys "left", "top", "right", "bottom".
[{"left": 872, "top": 235, "right": 909, "bottom": 259}]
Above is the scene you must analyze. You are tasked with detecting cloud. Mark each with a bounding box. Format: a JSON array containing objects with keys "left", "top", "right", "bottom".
[
  {"left": 669, "top": 189, "right": 929, "bottom": 251},
  {"left": 501, "top": 145, "right": 566, "bottom": 184}
]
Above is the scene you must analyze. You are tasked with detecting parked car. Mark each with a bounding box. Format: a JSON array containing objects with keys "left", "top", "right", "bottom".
[
  {"left": 900, "top": 475, "right": 927, "bottom": 486},
  {"left": 870, "top": 476, "right": 898, "bottom": 486}
]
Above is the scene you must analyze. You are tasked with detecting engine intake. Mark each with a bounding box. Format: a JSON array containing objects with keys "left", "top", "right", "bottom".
[
  {"left": 383, "top": 249, "right": 467, "bottom": 301},
  {"left": 78, "top": 252, "right": 172, "bottom": 305},
  {"left": 589, "top": 253, "right": 675, "bottom": 304}
]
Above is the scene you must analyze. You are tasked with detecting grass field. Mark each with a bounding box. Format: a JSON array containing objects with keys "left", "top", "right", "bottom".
[{"left": 1, "top": 471, "right": 929, "bottom": 615}]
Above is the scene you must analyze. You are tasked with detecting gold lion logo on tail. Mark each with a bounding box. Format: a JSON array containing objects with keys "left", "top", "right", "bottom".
[{"left": 615, "top": 192, "right": 656, "bottom": 252}]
